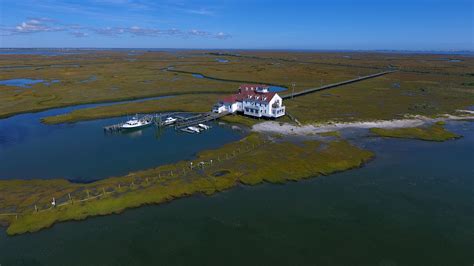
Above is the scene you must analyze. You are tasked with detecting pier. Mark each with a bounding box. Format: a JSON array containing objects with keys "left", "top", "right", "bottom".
[
  {"left": 103, "top": 112, "right": 229, "bottom": 133},
  {"left": 174, "top": 112, "right": 229, "bottom": 130}
]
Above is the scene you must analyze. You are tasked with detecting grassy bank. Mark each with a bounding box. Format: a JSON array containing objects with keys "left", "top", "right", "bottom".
[
  {"left": 1, "top": 133, "right": 373, "bottom": 235},
  {"left": 284, "top": 71, "right": 474, "bottom": 124},
  {"left": 41, "top": 93, "right": 222, "bottom": 124},
  {"left": 370, "top": 122, "right": 460, "bottom": 141}
]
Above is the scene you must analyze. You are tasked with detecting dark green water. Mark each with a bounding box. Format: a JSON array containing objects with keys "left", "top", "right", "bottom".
[
  {"left": 0, "top": 101, "right": 244, "bottom": 181},
  {"left": 0, "top": 121, "right": 472, "bottom": 265}
]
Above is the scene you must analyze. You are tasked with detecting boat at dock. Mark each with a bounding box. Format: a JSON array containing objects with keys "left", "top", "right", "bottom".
[
  {"left": 121, "top": 116, "right": 152, "bottom": 129},
  {"left": 187, "top": 126, "right": 201, "bottom": 133},
  {"left": 198, "top": 124, "right": 210, "bottom": 130},
  {"left": 163, "top": 117, "right": 177, "bottom": 125}
]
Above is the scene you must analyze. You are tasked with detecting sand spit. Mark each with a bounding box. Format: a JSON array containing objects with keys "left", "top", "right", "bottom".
[{"left": 252, "top": 113, "right": 474, "bottom": 135}]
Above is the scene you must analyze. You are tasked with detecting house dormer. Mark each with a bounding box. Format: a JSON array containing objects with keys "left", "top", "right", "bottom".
[{"left": 256, "top": 86, "right": 269, "bottom": 93}]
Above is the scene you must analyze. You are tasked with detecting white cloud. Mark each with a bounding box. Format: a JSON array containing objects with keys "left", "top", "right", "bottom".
[
  {"left": 2, "top": 17, "right": 231, "bottom": 40},
  {"left": 12, "top": 18, "right": 64, "bottom": 33},
  {"left": 215, "top": 32, "right": 231, "bottom": 39}
]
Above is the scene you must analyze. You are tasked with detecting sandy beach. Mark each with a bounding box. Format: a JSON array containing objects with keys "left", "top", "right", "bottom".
[{"left": 252, "top": 112, "right": 474, "bottom": 135}]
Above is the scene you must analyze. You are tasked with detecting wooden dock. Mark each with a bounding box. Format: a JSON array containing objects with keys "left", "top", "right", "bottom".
[
  {"left": 153, "top": 112, "right": 180, "bottom": 126},
  {"left": 103, "top": 112, "right": 229, "bottom": 133},
  {"left": 174, "top": 112, "right": 229, "bottom": 129},
  {"left": 281, "top": 70, "right": 397, "bottom": 100}
]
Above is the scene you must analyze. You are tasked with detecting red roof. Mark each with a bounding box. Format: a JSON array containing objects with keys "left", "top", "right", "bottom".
[{"left": 220, "top": 84, "right": 276, "bottom": 104}]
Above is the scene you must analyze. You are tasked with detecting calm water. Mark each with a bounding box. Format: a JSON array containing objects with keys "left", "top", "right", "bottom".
[
  {"left": 269, "top": 86, "right": 288, "bottom": 92},
  {"left": 0, "top": 78, "right": 61, "bottom": 88},
  {"left": 216, "top": 58, "right": 229, "bottom": 63},
  {"left": 0, "top": 122, "right": 472, "bottom": 265},
  {"left": 192, "top": 74, "right": 205, "bottom": 79},
  {"left": 0, "top": 99, "right": 243, "bottom": 181},
  {"left": 0, "top": 79, "right": 45, "bottom": 88}
]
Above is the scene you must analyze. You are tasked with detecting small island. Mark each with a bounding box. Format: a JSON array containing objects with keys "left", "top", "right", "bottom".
[
  {"left": 370, "top": 122, "right": 461, "bottom": 142},
  {"left": 2, "top": 133, "right": 373, "bottom": 235}
]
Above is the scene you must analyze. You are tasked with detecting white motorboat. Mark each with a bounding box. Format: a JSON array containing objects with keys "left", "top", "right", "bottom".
[
  {"left": 163, "top": 117, "right": 177, "bottom": 125},
  {"left": 121, "top": 116, "right": 152, "bottom": 129},
  {"left": 187, "top": 126, "right": 201, "bottom": 133},
  {"left": 198, "top": 123, "right": 210, "bottom": 130}
]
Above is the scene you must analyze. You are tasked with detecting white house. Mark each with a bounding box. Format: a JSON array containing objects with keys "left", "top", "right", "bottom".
[{"left": 212, "top": 84, "right": 286, "bottom": 118}]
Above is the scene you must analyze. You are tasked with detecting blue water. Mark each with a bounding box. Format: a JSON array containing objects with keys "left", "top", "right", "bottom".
[
  {"left": 0, "top": 79, "right": 45, "bottom": 88},
  {"left": 192, "top": 74, "right": 205, "bottom": 78},
  {"left": 268, "top": 86, "right": 288, "bottom": 92},
  {"left": 216, "top": 58, "right": 229, "bottom": 63},
  {"left": 44, "top": 79, "right": 61, "bottom": 86},
  {"left": 0, "top": 97, "right": 243, "bottom": 181},
  {"left": 438, "top": 58, "right": 464, "bottom": 62},
  {"left": 0, "top": 121, "right": 472, "bottom": 265}
]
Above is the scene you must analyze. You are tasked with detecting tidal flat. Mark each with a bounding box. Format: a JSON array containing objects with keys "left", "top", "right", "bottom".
[{"left": 370, "top": 121, "right": 461, "bottom": 141}]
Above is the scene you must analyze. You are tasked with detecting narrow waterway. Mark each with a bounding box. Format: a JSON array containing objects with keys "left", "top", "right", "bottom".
[{"left": 0, "top": 121, "right": 472, "bottom": 265}]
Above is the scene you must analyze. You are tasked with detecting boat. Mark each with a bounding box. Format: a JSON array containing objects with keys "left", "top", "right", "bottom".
[
  {"left": 198, "top": 123, "right": 210, "bottom": 130},
  {"left": 163, "top": 117, "right": 177, "bottom": 125},
  {"left": 121, "top": 116, "right": 152, "bottom": 129},
  {"left": 187, "top": 126, "right": 201, "bottom": 133}
]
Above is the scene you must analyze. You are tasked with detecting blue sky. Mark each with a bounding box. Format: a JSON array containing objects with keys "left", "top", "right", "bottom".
[{"left": 0, "top": 0, "right": 472, "bottom": 50}]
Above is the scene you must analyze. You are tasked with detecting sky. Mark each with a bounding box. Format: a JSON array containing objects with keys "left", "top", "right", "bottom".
[{"left": 0, "top": 0, "right": 472, "bottom": 50}]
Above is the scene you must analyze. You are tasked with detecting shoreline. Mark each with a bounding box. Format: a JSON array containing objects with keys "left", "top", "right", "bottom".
[
  {"left": 1, "top": 134, "right": 374, "bottom": 235},
  {"left": 252, "top": 112, "right": 474, "bottom": 135},
  {"left": 1, "top": 116, "right": 471, "bottom": 235}
]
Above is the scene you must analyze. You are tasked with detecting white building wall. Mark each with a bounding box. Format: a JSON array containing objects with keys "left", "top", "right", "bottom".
[{"left": 214, "top": 92, "right": 285, "bottom": 118}]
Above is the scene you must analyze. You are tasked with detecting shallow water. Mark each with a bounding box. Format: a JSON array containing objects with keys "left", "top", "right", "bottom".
[
  {"left": 0, "top": 122, "right": 472, "bottom": 265},
  {"left": 268, "top": 86, "right": 287, "bottom": 92},
  {"left": 192, "top": 73, "right": 205, "bottom": 78},
  {"left": 0, "top": 79, "right": 45, "bottom": 88},
  {"left": 438, "top": 58, "right": 463, "bottom": 62},
  {"left": 0, "top": 79, "right": 61, "bottom": 88},
  {"left": 0, "top": 98, "right": 243, "bottom": 181}
]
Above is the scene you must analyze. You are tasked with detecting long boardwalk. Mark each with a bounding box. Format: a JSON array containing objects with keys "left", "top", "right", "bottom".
[{"left": 281, "top": 70, "right": 397, "bottom": 99}]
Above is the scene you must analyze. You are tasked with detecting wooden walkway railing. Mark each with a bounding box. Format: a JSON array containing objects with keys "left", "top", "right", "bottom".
[
  {"left": 174, "top": 112, "right": 230, "bottom": 129},
  {"left": 281, "top": 70, "right": 398, "bottom": 100}
]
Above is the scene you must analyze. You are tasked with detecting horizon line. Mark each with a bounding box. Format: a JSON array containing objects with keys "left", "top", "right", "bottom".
[{"left": 0, "top": 47, "right": 473, "bottom": 54}]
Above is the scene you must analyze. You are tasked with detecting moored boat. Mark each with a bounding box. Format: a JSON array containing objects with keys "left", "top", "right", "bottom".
[
  {"left": 163, "top": 117, "right": 177, "bottom": 125},
  {"left": 187, "top": 126, "right": 201, "bottom": 133},
  {"left": 198, "top": 123, "right": 210, "bottom": 130},
  {"left": 121, "top": 116, "right": 152, "bottom": 129}
]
